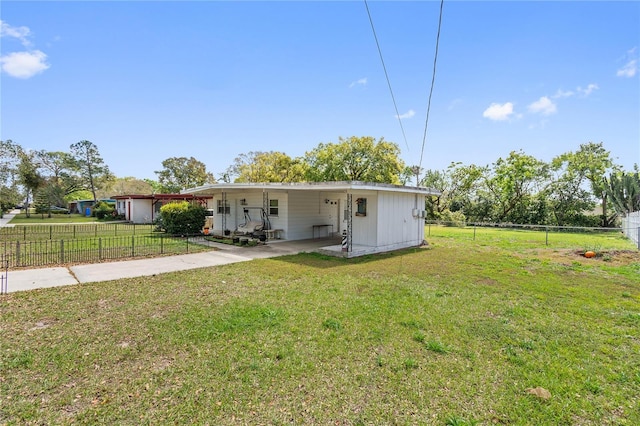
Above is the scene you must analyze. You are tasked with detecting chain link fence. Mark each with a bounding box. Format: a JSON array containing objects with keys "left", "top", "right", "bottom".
[
  {"left": 424, "top": 220, "right": 632, "bottom": 248},
  {"left": 621, "top": 211, "right": 640, "bottom": 249}
]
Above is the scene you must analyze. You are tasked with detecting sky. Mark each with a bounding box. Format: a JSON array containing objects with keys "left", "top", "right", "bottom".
[{"left": 1, "top": 1, "right": 639, "bottom": 182}]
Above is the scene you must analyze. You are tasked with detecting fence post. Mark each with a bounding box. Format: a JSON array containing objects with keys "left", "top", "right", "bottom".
[
  {"left": 473, "top": 224, "right": 476, "bottom": 240},
  {"left": 60, "top": 240, "right": 64, "bottom": 264},
  {"left": 131, "top": 235, "right": 135, "bottom": 257},
  {"left": 95, "top": 224, "right": 98, "bottom": 238},
  {"left": 16, "top": 241, "right": 21, "bottom": 267},
  {"left": 428, "top": 223, "right": 431, "bottom": 237},
  {"left": 114, "top": 224, "right": 117, "bottom": 236},
  {"left": 73, "top": 225, "right": 76, "bottom": 239},
  {"left": 186, "top": 236, "right": 189, "bottom": 253},
  {"left": 50, "top": 225, "right": 53, "bottom": 240},
  {"left": 545, "top": 227, "right": 549, "bottom": 246},
  {"left": 23, "top": 226, "right": 26, "bottom": 240},
  {"left": 99, "top": 238, "right": 102, "bottom": 260},
  {"left": 637, "top": 227, "right": 640, "bottom": 250},
  {"left": 160, "top": 235, "right": 164, "bottom": 254}
]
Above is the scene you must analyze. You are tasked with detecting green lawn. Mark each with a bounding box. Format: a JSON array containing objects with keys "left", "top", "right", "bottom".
[
  {"left": 1, "top": 229, "right": 639, "bottom": 424},
  {"left": 8, "top": 212, "right": 100, "bottom": 224}
]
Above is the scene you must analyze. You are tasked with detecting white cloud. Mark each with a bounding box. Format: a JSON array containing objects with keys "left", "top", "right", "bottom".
[
  {"left": 483, "top": 102, "right": 514, "bottom": 121},
  {"left": 552, "top": 89, "right": 574, "bottom": 99},
  {"left": 617, "top": 59, "right": 638, "bottom": 78},
  {"left": 395, "top": 109, "right": 415, "bottom": 119},
  {"left": 577, "top": 83, "right": 599, "bottom": 96},
  {"left": 0, "top": 50, "right": 50, "bottom": 78},
  {"left": 349, "top": 77, "right": 367, "bottom": 88},
  {"left": 528, "top": 96, "right": 557, "bottom": 115},
  {"left": 0, "top": 20, "right": 50, "bottom": 79},
  {"left": 0, "top": 20, "right": 32, "bottom": 47}
]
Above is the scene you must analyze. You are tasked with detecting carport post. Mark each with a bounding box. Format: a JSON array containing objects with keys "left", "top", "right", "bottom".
[{"left": 346, "top": 193, "right": 353, "bottom": 252}]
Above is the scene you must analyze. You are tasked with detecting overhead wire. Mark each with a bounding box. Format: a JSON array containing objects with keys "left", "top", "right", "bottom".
[
  {"left": 418, "top": 0, "right": 445, "bottom": 183},
  {"left": 364, "top": 0, "right": 410, "bottom": 152}
]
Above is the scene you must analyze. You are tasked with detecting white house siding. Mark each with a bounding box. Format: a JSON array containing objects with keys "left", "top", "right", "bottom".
[
  {"left": 376, "top": 192, "right": 424, "bottom": 250},
  {"left": 130, "top": 199, "right": 154, "bottom": 224},
  {"left": 351, "top": 191, "right": 378, "bottom": 247},
  {"left": 211, "top": 191, "right": 289, "bottom": 236},
  {"left": 287, "top": 190, "right": 335, "bottom": 240}
]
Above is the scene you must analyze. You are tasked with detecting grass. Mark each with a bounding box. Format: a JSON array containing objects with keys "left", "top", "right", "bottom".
[
  {"left": 1, "top": 227, "right": 639, "bottom": 424},
  {"left": 8, "top": 212, "right": 101, "bottom": 224}
]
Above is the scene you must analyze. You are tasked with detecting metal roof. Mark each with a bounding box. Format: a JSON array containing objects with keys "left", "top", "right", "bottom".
[{"left": 181, "top": 181, "right": 440, "bottom": 196}]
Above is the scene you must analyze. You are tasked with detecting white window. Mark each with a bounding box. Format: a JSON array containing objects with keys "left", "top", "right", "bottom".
[
  {"left": 269, "top": 199, "right": 279, "bottom": 216},
  {"left": 217, "top": 199, "right": 230, "bottom": 214}
]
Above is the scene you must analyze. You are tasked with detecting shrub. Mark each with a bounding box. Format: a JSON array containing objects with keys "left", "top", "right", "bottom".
[
  {"left": 93, "top": 201, "right": 116, "bottom": 220},
  {"left": 159, "top": 201, "right": 206, "bottom": 235},
  {"left": 440, "top": 209, "right": 466, "bottom": 227}
]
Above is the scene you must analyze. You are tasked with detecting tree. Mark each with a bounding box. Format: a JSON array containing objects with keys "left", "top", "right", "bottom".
[
  {"left": 304, "top": 136, "right": 405, "bottom": 183},
  {"left": 105, "top": 177, "right": 153, "bottom": 196},
  {"left": 547, "top": 142, "right": 615, "bottom": 226},
  {"left": 605, "top": 170, "right": 640, "bottom": 214},
  {"left": 485, "top": 150, "right": 549, "bottom": 223},
  {"left": 155, "top": 157, "right": 215, "bottom": 193},
  {"left": 17, "top": 150, "right": 45, "bottom": 217},
  {"left": 227, "top": 151, "right": 307, "bottom": 183},
  {"left": 420, "top": 163, "right": 486, "bottom": 221},
  {"left": 0, "top": 140, "right": 23, "bottom": 211},
  {"left": 69, "top": 140, "right": 112, "bottom": 202}
]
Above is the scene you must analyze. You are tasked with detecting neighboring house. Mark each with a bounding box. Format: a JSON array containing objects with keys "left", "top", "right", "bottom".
[
  {"left": 182, "top": 181, "right": 439, "bottom": 258},
  {"left": 70, "top": 199, "right": 116, "bottom": 215},
  {"left": 112, "top": 194, "right": 213, "bottom": 224}
]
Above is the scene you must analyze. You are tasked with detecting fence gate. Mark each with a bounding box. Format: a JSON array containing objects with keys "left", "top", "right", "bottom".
[{"left": 0, "top": 255, "right": 7, "bottom": 294}]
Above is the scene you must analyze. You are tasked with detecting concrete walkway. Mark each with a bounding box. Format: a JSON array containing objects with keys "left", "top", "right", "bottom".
[{"left": 3, "top": 229, "right": 340, "bottom": 293}]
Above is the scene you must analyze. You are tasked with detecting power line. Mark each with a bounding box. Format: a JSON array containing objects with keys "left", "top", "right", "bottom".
[
  {"left": 418, "top": 0, "right": 445, "bottom": 184},
  {"left": 364, "top": 0, "right": 410, "bottom": 152}
]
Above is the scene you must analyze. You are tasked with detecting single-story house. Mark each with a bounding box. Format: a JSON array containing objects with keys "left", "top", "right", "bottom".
[
  {"left": 112, "top": 194, "right": 213, "bottom": 224},
  {"left": 182, "top": 181, "right": 439, "bottom": 258}
]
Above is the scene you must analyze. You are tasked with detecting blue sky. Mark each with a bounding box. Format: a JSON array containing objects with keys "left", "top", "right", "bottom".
[{"left": 1, "top": 1, "right": 639, "bottom": 181}]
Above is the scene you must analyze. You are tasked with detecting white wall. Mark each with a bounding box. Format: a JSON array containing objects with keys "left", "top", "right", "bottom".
[
  {"left": 211, "top": 191, "right": 289, "bottom": 236},
  {"left": 130, "top": 199, "right": 154, "bottom": 224},
  {"left": 351, "top": 191, "right": 378, "bottom": 247},
  {"left": 376, "top": 192, "right": 424, "bottom": 248},
  {"left": 288, "top": 191, "right": 333, "bottom": 240}
]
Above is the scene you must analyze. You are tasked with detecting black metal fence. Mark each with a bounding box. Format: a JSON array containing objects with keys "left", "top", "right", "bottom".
[
  {"left": 0, "top": 223, "right": 156, "bottom": 241},
  {"left": 1, "top": 235, "right": 206, "bottom": 269},
  {"left": 0, "top": 255, "right": 7, "bottom": 294}
]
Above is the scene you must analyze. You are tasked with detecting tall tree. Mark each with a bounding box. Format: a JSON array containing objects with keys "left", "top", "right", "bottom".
[
  {"left": 17, "top": 150, "right": 45, "bottom": 217},
  {"left": 155, "top": 156, "right": 215, "bottom": 193},
  {"left": 421, "top": 162, "right": 486, "bottom": 220},
  {"left": 485, "top": 150, "right": 549, "bottom": 223},
  {"left": 69, "top": 140, "right": 111, "bottom": 202},
  {"left": 605, "top": 170, "right": 640, "bottom": 214},
  {"left": 304, "top": 136, "right": 405, "bottom": 183},
  {"left": 0, "top": 140, "right": 23, "bottom": 211},
  {"left": 105, "top": 177, "right": 153, "bottom": 196},
  {"left": 548, "top": 142, "right": 615, "bottom": 226},
  {"left": 227, "top": 151, "right": 307, "bottom": 183}
]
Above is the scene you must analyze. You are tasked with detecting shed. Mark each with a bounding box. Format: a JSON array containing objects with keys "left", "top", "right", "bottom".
[{"left": 182, "top": 181, "right": 439, "bottom": 258}]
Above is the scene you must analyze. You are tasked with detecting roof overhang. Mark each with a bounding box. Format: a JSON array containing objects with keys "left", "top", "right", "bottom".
[{"left": 181, "top": 181, "right": 441, "bottom": 197}]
